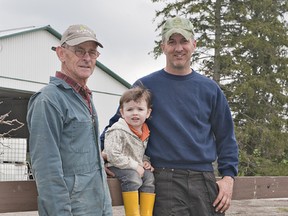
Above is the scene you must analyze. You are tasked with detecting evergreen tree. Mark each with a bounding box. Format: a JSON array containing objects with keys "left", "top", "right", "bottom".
[
  {"left": 151, "top": 0, "right": 288, "bottom": 175},
  {"left": 225, "top": 0, "right": 288, "bottom": 175}
]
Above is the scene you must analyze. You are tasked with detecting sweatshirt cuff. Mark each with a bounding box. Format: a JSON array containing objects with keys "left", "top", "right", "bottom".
[{"left": 222, "top": 175, "right": 235, "bottom": 181}]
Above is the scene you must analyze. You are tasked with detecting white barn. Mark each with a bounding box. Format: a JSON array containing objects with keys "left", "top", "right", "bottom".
[{"left": 0, "top": 25, "right": 131, "bottom": 139}]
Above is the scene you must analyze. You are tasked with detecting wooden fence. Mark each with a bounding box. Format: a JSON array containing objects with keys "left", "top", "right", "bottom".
[{"left": 0, "top": 176, "right": 287, "bottom": 213}]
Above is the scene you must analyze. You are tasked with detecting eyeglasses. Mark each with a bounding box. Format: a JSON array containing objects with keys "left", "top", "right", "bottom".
[{"left": 63, "top": 45, "right": 100, "bottom": 59}]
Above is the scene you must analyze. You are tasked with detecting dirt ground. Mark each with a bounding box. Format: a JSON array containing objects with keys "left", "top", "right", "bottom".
[
  {"left": 0, "top": 198, "right": 287, "bottom": 216},
  {"left": 227, "top": 198, "right": 288, "bottom": 216}
]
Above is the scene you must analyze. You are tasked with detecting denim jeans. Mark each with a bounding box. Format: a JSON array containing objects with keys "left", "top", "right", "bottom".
[
  {"left": 109, "top": 166, "right": 155, "bottom": 193},
  {"left": 153, "top": 168, "right": 224, "bottom": 216}
]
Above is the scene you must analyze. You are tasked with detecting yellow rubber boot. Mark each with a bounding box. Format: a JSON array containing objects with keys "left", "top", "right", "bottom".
[
  {"left": 122, "top": 191, "right": 140, "bottom": 216},
  {"left": 140, "top": 192, "right": 156, "bottom": 216}
]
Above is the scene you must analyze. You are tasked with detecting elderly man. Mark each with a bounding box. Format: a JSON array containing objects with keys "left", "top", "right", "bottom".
[{"left": 27, "top": 24, "right": 112, "bottom": 216}]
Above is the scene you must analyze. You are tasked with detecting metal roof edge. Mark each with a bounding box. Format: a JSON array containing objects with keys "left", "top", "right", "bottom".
[
  {"left": 0, "top": 25, "right": 61, "bottom": 40},
  {"left": 43, "top": 25, "right": 62, "bottom": 40},
  {"left": 96, "top": 61, "right": 132, "bottom": 88}
]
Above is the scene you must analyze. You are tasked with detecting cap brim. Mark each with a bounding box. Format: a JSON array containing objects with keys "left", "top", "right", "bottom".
[
  {"left": 65, "top": 37, "right": 103, "bottom": 48},
  {"left": 51, "top": 40, "right": 103, "bottom": 52},
  {"left": 164, "top": 29, "right": 193, "bottom": 40}
]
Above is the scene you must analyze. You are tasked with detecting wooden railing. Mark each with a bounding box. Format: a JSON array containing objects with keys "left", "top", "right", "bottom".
[{"left": 0, "top": 176, "right": 287, "bottom": 213}]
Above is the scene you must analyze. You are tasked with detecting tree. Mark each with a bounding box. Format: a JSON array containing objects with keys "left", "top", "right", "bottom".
[
  {"left": 151, "top": 0, "right": 288, "bottom": 175},
  {"left": 224, "top": 0, "right": 288, "bottom": 175}
]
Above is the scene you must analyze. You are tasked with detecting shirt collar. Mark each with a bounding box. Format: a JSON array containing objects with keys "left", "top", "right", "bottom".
[
  {"left": 128, "top": 122, "right": 150, "bottom": 141},
  {"left": 56, "top": 71, "right": 92, "bottom": 96}
]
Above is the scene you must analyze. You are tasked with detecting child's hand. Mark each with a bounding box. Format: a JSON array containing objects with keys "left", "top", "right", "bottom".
[
  {"left": 136, "top": 165, "right": 145, "bottom": 177},
  {"left": 143, "top": 161, "right": 154, "bottom": 172}
]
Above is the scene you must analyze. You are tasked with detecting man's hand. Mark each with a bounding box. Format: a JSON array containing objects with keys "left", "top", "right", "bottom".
[
  {"left": 143, "top": 161, "right": 154, "bottom": 172},
  {"left": 104, "top": 165, "right": 115, "bottom": 177},
  {"left": 213, "top": 176, "right": 234, "bottom": 213},
  {"left": 101, "top": 151, "right": 115, "bottom": 177}
]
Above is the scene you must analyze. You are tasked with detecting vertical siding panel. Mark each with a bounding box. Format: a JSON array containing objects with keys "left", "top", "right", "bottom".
[{"left": 0, "top": 31, "right": 60, "bottom": 82}]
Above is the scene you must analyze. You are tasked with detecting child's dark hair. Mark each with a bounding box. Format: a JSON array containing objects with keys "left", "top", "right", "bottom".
[{"left": 119, "top": 85, "right": 152, "bottom": 109}]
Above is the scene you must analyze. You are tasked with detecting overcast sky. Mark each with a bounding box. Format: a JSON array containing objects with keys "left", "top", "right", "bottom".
[{"left": 0, "top": 0, "right": 167, "bottom": 84}]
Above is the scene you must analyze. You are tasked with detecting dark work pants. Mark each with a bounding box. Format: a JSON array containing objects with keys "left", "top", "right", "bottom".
[{"left": 153, "top": 168, "right": 224, "bottom": 216}]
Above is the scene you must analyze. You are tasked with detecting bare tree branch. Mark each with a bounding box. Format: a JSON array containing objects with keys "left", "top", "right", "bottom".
[{"left": 0, "top": 101, "right": 25, "bottom": 137}]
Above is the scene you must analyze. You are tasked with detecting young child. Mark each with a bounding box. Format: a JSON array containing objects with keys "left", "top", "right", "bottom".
[{"left": 102, "top": 86, "right": 155, "bottom": 216}]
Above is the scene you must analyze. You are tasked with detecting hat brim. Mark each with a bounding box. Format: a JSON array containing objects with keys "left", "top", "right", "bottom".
[
  {"left": 164, "top": 29, "right": 193, "bottom": 41},
  {"left": 65, "top": 37, "right": 103, "bottom": 48}
]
